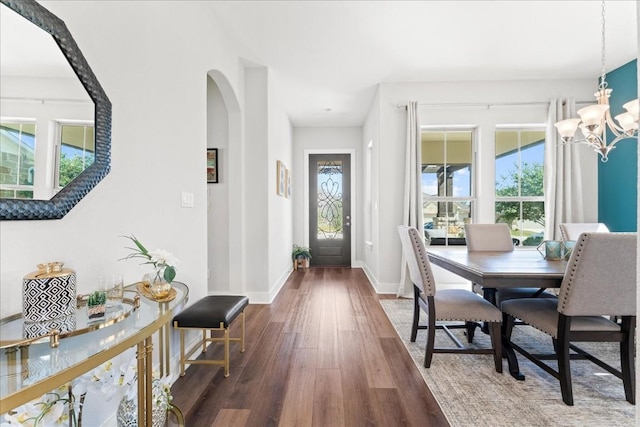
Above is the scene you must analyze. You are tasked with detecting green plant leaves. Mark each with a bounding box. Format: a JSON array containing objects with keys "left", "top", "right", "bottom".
[{"left": 163, "top": 266, "right": 176, "bottom": 283}]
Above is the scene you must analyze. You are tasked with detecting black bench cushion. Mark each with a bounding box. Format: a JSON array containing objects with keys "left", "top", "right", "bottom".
[{"left": 173, "top": 295, "right": 249, "bottom": 328}]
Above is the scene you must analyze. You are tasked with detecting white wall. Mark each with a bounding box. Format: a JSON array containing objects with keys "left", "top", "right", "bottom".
[
  {"left": 362, "top": 90, "right": 381, "bottom": 288},
  {"left": 0, "top": 1, "right": 242, "bottom": 320},
  {"left": 0, "top": 4, "right": 266, "bottom": 422},
  {"left": 0, "top": 3, "right": 298, "bottom": 422},
  {"left": 268, "top": 72, "right": 294, "bottom": 294},
  {"left": 239, "top": 67, "right": 294, "bottom": 303},
  {"left": 243, "top": 67, "right": 270, "bottom": 301},
  {"left": 362, "top": 79, "right": 598, "bottom": 293}
]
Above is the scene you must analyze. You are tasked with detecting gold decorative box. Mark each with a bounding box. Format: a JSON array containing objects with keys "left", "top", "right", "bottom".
[{"left": 23, "top": 262, "right": 77, "bottom": 323}]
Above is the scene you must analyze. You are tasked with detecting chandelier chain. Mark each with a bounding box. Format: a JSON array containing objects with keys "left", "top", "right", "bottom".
[{"left": 599, "top": 0, "right": 607, "bottom": 90}]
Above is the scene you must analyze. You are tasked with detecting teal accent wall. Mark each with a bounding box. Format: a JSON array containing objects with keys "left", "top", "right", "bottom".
[{"left": 598, "top": 59, "right": 637, "bottom": 232}]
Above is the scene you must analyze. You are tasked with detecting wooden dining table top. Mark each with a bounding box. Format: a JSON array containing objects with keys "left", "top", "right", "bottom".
[{"left": 426, "top": 248, "right": 568, "bottom": 288}]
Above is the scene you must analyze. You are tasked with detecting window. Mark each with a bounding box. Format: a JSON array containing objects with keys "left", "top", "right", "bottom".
[
  {"left": 495, "top": 129, "right": 545, "bottom": 246},
  {"left": 57, "top": 123, "right": 95, "bottom": 188},
  {"left": 421, "top": 130, "right": 474, "bottom": 245},
  {"left": 0, "top": 121, "right": 36, "bottom": 199}
]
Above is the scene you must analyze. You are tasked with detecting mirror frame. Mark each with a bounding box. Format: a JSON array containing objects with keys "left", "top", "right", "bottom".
[{"left": 0, "top": 0, "right": 111, "bottom": 220}]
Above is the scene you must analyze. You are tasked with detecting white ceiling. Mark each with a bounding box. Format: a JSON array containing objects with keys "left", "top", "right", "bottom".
[
  {"left": 209, "top": 0, "right": 639, "bottom": 127},
  {"left": 2, "top": 1, "right": 637, "bottom": 128},
  {"left": 0, "top": 4, "right": 75, "bottom": 78}
]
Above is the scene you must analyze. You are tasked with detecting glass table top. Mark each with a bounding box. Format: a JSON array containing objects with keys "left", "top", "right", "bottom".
[{"left": 0, "top": 281, "right": 189, "bottom": 412}]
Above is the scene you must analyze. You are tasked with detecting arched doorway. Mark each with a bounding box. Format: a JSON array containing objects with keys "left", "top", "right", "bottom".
[{"left": 206, "top": 70, "right": 243, "bottom": 294}]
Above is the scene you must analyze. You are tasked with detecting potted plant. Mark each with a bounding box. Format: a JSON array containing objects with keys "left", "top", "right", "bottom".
[
  {"left": 87, "top": 290, "right": 107, "bottom": 319},
  {"left": 121, "top": 234, "right": 179, "bottom": 300},
  {"left": 292, "top": 245, "right": 311, "bottom": 269}
]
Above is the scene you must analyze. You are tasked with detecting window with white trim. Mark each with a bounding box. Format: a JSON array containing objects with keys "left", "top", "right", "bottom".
[
  {"left": 56, "top": 122, "right": 95, "bottom": 188},
  {"left": 495, "top": 128, "right": 545, "bottom": 246},
  {"left": 421, "top": 129, "right": 474, "bottom": 246},
  {"left": 0, "top": 120, "right": 36, "bottom": 199}
]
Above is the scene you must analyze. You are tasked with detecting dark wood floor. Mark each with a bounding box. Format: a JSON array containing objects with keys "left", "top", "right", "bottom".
[{"left": 171, "top": 267, "right": 449, "bottom": 427}]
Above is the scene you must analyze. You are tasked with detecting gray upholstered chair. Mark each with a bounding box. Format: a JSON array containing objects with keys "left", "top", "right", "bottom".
[
  {"left": 502, "top": 232, "right": 636, "bottom": 406},
  {"left": 465, "top": 223, "right": 515, "bottom": 252},
  {"left": 558, "top": 222, "right": 609, "bottom": 241},
  {"left": 464, "top": 223, "right": 555, "bottom": 307},
  {"left": 397, "top": 225, "right": 503, "bottom": 372}
]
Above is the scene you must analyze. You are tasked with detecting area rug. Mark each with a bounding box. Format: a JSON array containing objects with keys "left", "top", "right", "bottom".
[{"left": 380, "top": 298, "right": 635, "bottom": 427}]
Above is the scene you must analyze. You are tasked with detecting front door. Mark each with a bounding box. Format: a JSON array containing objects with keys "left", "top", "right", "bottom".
[{"left": 309, "top": 154, "right": 351, "bottom": 266}]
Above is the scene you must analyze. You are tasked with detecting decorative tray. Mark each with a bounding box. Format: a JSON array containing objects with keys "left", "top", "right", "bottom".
[
  {"left": 136, "top": 282, "right": 177, "bottom": 303},
  {"left": 0, "top": 291, "right": 140, "bottom": 349}
]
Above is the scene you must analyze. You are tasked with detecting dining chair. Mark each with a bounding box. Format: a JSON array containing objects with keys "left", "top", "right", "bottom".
[
  {"left": 558, "top": 222, "right": 609, "bottom": 241},
  {"left": 464, "top": 223, "right": 556, "bottom": 306},
  {"left": 502, "top": 232, "right": 636, "bottom": 406},
  {"left": 397, "top": 226, "right": 503, "bottom": 372}
]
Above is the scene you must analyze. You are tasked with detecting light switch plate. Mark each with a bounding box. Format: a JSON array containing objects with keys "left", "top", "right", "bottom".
[{"left": 181, "top": 192, "right": 194, "bottom": 208}]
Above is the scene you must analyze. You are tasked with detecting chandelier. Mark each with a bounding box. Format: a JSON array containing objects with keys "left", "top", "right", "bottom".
[{"left": 554, "top": 0, "right": 639, "bottom": 162}]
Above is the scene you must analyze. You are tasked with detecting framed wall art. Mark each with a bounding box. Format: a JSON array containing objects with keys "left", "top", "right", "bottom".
[
  {"left": 286, "top": 169, "right": 292, "bottom": 198},
  {"left": 277, "top": 160, "right": 285, "bottom": 196},
  {"left": 207, "top": 148, "right": 218, "bottom": 183}
]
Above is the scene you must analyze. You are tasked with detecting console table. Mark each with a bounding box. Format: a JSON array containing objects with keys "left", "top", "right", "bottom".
[{"left": 0, "top": 281, "right": 189, "bottom": 425}]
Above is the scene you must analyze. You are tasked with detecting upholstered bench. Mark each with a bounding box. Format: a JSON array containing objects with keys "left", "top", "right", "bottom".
[{"left": 173, "top": 295, "right": 249, "bottom": 377}]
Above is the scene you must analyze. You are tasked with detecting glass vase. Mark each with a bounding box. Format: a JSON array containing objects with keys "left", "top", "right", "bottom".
[
  {"left": 142, "top": 272, "right": 172, "bottom": 300},
  {"left": 116, "top": 379, "right": 168, "bottom": 427},
  {"left": 149, "top": 278, "right": 171, "bottom": 299}
]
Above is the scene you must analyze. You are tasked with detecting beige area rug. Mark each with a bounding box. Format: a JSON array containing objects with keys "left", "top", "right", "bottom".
[{"left": 380, "top": 298, "right": 635, "bottom": 427}]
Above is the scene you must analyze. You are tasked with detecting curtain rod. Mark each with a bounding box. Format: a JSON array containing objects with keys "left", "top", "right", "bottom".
[{"left": 397, "top": 100, "right": 592, "bottom": 109}]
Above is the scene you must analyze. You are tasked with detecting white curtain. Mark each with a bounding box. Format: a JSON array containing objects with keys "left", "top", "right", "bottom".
[
  {"left": 544, "top": 99, "right": 585, "bottom": 240},
  {"left": 397, "top": 101, "right": 423, "bottom": 297}
]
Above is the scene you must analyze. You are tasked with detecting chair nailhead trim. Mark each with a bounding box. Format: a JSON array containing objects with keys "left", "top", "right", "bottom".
[{"left": 559, "top": 233, "right": 587, "bottom": 313}]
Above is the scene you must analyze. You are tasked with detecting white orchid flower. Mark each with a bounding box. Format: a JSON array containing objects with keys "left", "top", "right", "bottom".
[
  {"left": 119, "top": 356, "right": 137, "bottom": 386},
  {"left": 3, "top": 402, "right": 39, "bottom": 426},
  {"left": 123, "top": 379, "right": 138, "bottom": 401},
  {"left": 3, "top": 391, "right": 69, "bottom": 427},
  {"left": 122, "top": 235, "right": 179, "bottom": 283},
  {"left": 71, "top": 372, "right": 92, "bottom": 396},
  {"left": 37, "top": 399, "right": 67, "bottom": 426},
  {"left": 149, "top": 249, "right": 179, "bottom": 268},
  {"left": 73, "top": 360, "right": 115, "bottom": 396},
  {"left": 155, "top": 374, "right": 174, "bottom": 406}
]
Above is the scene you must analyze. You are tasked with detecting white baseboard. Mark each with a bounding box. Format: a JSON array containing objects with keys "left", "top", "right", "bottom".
[{"left": 359, "top": 262, "right": 398, "bottom": 294}]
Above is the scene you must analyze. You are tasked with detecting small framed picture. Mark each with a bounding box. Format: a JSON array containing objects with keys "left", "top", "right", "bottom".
[
  {"left": 207, "top": 149, "right": 218, "bottom": 183},
  {"left": 286, "top": 169, "right": 292, "bottom": 198},
  {"left": 277, "top": 161, "right": 285, "bottom": 196}
]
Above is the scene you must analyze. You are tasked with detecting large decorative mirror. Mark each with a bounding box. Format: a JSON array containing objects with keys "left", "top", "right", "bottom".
[{"left": 0, "top": 0, "right": 111, "bottom": 220}]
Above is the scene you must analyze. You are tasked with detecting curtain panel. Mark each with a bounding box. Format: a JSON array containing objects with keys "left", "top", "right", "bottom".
[
  {"left": 398, "top": 101, "right": 423, "bottom": 297},
  {"left": 544, "top": 99, "right": 585, "bottom": 240}
]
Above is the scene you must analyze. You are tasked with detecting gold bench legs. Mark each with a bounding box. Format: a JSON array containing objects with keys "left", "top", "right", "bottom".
[{"left": 175, "top": 310, "right": 246, "bottom": 378}]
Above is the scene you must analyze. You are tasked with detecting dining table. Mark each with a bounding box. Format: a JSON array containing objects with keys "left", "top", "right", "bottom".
[{"left": 426, "top": 247, "right": 568, "bottom": 380}]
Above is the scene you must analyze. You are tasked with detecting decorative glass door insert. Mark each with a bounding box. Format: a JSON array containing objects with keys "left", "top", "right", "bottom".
[{"left": 309, "top": 154, "right": 351, "bottom": 266}]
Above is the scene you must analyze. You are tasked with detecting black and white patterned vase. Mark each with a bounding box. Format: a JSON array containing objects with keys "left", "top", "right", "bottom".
[
  {"left": 23, "top": 262, "right": 77, "bottom": 323},
  {"left": 23, "top": 314, "right": 77, "bottom": 339}
]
